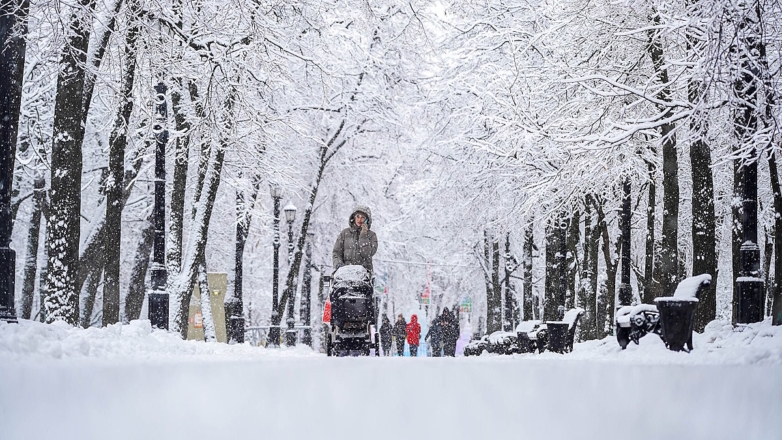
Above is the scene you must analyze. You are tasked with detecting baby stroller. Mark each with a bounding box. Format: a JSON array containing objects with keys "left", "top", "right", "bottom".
[{"left": 324, "top": 265, "right": 380, "bottom": 356}]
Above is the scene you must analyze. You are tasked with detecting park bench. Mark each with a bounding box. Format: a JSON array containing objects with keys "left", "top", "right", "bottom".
[
  {"left": 463, "top": 308, "right": 584, "bottom": 356},
  {"left": 615, "top": 274, "right": 712, "bottom": 351}
]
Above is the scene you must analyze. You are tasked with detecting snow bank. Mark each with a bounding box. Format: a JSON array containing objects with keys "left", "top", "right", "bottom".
[
  {"left": 553, "top": 317, "right": 782, "bottom": 365},
  {"left": 0, "top": 319, "right": 317, "bottom": 362},
  {"left": 1, "top": 319, "right": 781, "bottom": 440}
]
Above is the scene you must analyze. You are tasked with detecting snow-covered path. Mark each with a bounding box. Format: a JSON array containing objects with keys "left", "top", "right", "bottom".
[{"left": 1, "top": 320, "right": 781, "bottom": 440}]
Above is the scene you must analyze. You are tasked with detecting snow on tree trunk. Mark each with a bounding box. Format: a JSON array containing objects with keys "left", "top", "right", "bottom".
[
  {"left": 522, "top": 222, "right": 534, "bottom": 322},
  {"left": 45, "top": 0, "right": 98, "bottom": 325},
  {"left": 197, "top": 261, "right": 216, "bottom": 342},
  {"left": 124, "top": 211, "right": 154, "bottom": 322},
  {"left": 20, "top": 171, "right": 44, "bottom": 319},
  {"left": 169, "top": 93, "right": 232, "bottom": 338}
]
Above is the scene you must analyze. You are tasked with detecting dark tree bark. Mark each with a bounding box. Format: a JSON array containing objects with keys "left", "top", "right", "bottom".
[
  {"left": 544, "top": 222, "right": 558, "bottom": 321},
  {"left": 124, "top": 211, "right": 154, "bottom": 322},
  {"left": 566, "top": 210, "right": 580, "bottom": 311},
  {"left": 596, "top": 197, "right": 619, "bottom": 335},
  {"left": 20, "top": 171, "right": 44, "bottom": 319},
  {"left": 732, "top": 159, "right": 744, "bottom": 324},
  {"left": 769, "top": 152, "right": 782, "bottom": 325},
  {"left": 643, "top": 162, "right": 659, "bottom": 303},
  {"left": 482, "top": 229, "right": 493, "bottom": 327},
  {"left": 648, "top": 11, "right": 680, "bottom": 298},
  {"left": 45, "top": 0, "right": 97, "bottom": 325},
  {"left": 522, "top": 221, "right": 534, "bottom": 321},
  {"left": 578, "top": 196, "right": 597, "bottom": 340},
  {"left": 103, "top": 2, "right": 140, "bottom": 326},
  {"left": 687, "top": 25, "right": 718, "bottom": 332},
  {"left": 79, "top": 268, "right": 102, "bottom": 328},
  {"left": 488, "top": 234, "right": 502, "bottom": 333}
]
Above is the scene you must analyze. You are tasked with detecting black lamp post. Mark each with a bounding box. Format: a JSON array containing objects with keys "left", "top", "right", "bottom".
[
  {"left": 557, "top": 214, "right": 567, "bottom": 321},
  {"left": 269, "top": 184, "right": 282, "bottom": 346},
  {"left": 284, "top": 202, "right": 297, "bottom": 346},
  {"left": 148, "top": 81, "right": 168, "bottom": 330}
]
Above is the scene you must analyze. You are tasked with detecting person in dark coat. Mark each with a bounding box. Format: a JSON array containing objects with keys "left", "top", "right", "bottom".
[
  {"left": 424, "top": 313, "right": 442, "bottom": 357},
  {"left": 406, "top": 314, "right": 422, "bottom": 357},
  {"left": 393, "top": 314, "right": 407, "bottom": 356},
  {"left": 332, "top": 205, "right": 378, "bottom": 274},
  {"left": 380, "top": 315, "right": 393, "bottom": 356},
  {"left": 441, "top": 308, "right": 459, "bottom": 357}
]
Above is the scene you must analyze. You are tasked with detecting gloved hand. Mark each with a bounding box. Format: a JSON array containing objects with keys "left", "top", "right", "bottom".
[{"left": 361, "top": 223, "right": 368, "bottom": 235}]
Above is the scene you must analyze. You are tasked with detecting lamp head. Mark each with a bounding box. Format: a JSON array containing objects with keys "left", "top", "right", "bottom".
[
  {"left": 284, "top": 203, "right": 297, "bottom": 223},
  {"left": 269, "top": 184, "right": 282, "bottom": 199}
]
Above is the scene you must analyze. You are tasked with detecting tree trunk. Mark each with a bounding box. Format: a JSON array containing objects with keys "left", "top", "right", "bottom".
[
  {"left": 0, "top": 0, "right": 30, "bottom": 260},
  {"left": 566, "top": 210, "right": 580, "bottom": 311},
  {"left": 578, "top": 197, "right": 595, "bottom": 340},
  {"left": 272, "top": 117, "right": 359, "bottom": 326},
  {"left": 45, "top": 0, "right": 98, "bottom": 325},
  {"left": 688, "top": 48, "right": 717, "bottom": 332},
  {"left": 167, "top": 81, "right": 195, "bottom": 275},
  {"left": 769, "top": 151, "right": 782, "bottom": 325},
  {"left": 544, "top": 221, "right": 558, "bottom": 321},
  {"left": 522, "top": 221, "right": 534, "bottom": 321},
  {"left": 488, "top": 234, "right": 502, "bottom": 333},
  {"left": 197, "top": 259, "right": 216, "bottom": 342},
  {"left": 79, "top": 268, "right": 103, "bottom": 328},
  {"left": 169, "top": 93, "right": 233, "bottom": 338},
  {"left": 643, "top": 163, "right": 658, "bottom": 303},
  {"left": 483, "top": 229, "right": 494, "bottom": 326},
  {"left": 596, "top": 197, "right": 618, "bottom": 335},
  {"left": 648, "top": 11, "right": 680, "bottom": 298},
  {"left": 103, "top": 3, "right": 140, "bottom": 326},
  {"left": 124, "top": 211, "right": 154, "bottom": 322},
  {"left": 20, "top": 171, "right": 44, "bottom": 319}
]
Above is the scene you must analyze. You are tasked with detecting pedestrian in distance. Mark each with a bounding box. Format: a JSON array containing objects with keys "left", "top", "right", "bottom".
[
  {"left": 332, "top": 205, "right": 378, "bottom": 275},
  {"left": 424, "top": 312, "right": 442, "bottom": 357},
  {"left": 380, "top": 315, "right": 393, "bottom": 356},
  {"left": 441, "top": 308, "right": 459, "bottom": 357},
  {"left": 393, "top": 314, "right": 407, "bottom": 356},
  {"left": 406, "top": 314, "right": 421, "bottom": 357}
]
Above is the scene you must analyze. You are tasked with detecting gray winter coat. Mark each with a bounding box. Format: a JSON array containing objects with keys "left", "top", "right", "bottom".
[{"left": 332, "top": 205, "right": 378, "bottom": 273}]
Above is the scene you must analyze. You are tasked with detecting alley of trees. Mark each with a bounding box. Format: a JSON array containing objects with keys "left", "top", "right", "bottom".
[{"left": 1, "top": 0, "right": 781, "bottom": 339}]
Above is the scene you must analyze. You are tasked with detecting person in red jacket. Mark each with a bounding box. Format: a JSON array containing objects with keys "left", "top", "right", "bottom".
[{"left": 406, "top": 314, "right": 422, "bottom": 357}]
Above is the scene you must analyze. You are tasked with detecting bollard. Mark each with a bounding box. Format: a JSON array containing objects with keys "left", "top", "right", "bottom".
[{"left": 654, "top": 298, "right": 698, "bottom": 352}]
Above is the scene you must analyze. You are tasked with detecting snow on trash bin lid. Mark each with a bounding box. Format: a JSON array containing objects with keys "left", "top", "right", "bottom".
[
  {"left": 333, "top": 265, "right": 371, "bottom": 288},
  {"left": 670, "top": 274, "right": 712, "bottom": 300}
]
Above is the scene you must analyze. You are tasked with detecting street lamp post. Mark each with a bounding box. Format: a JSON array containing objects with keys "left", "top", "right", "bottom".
[
  {"left": 736, "top": 152, "right": 764, "bottom": 323},
  {"left": 269, "top": 184, "right": 282, "bottom": 346},
  {"left": 301, "top": 232, "right": 314, "bottom": 346},
  {"left": 284, "top": 203, "right": 297, "bottom": 346},
  {"left": 148, "top": 81, "right": 168, "bottom": 330}
]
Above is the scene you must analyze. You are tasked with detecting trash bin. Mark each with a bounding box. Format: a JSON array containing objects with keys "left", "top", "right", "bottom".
[
  {"left": 546, "top": 322, "right": 570, "bottom": 354},
  {"left": 148, "top": 292, "right": 169, "bottom": 330},
  {"left": 654, "top": 298, "right": 698, "bottom": 352}
]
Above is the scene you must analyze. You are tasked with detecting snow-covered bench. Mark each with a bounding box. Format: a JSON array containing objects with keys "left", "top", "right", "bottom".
[
  {"left": 516, "top": 308, "right": 584, "bottom": 354},
  {"left": 615, "top": 274, "right": 712, "bottom": 350}
]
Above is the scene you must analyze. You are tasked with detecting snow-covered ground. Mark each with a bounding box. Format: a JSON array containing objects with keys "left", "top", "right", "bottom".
[{"left": 1, "top": 319, "right": 781, "bottom": 440}]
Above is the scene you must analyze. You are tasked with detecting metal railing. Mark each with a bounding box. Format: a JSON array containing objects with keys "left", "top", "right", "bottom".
[{"left": 245, "top": 325, "right": 313, "bottom": 347}]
